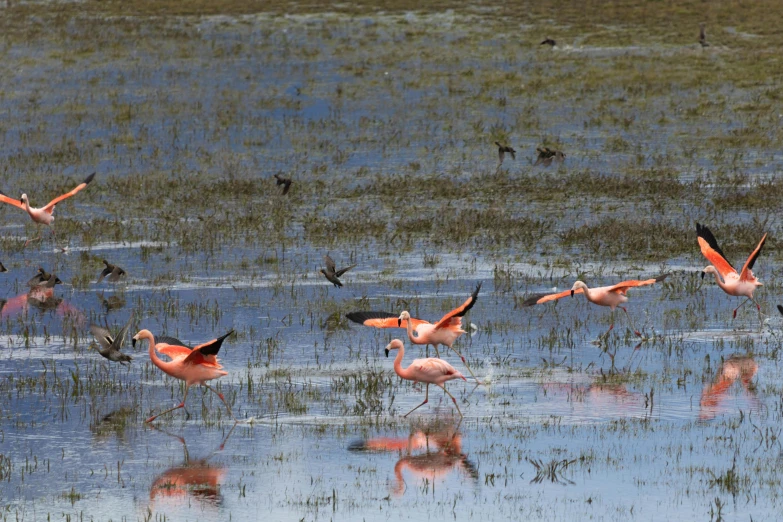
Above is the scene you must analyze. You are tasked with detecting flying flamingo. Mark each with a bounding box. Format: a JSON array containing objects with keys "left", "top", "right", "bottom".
[
  {"left": 385, "top": 339, "right": 466, "bottom": 418},
  {"left": 0, "top": 172, "right": 95, "bottom": 246},
  {"left": 523, "top": 275, "right": 668, "bottom": 339},
  {"left": 132, "top": 329, "right": 237, "bottom": 423},
  {"left": 697, "top": 223, "right": 767, "bottom": 319},
  {"left": 346, "top": 283, "right": 481, "bottom": 380}
]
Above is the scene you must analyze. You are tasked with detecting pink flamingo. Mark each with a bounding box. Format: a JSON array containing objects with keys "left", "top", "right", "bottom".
[
  {"left": 132, "top": 329, "right": 237, "bottom": 423},
  {"left": 385, "top": 339, "right": 466, "bottom": 418},
  {"left": 0, "top": 173, "right": 95, "bottom": 246},
  {"left": 697, "top": 223, "right": 767, "bottom": 318},
  {"left": 523, "top": 275, "right": 668, "bottom": 339},
  {"left": 346, "top": 283, "right": 481, "bottom": 380}
]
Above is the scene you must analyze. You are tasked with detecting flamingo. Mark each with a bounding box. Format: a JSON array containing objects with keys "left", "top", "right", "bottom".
[
  {"left": 132, "top": 329, "right": 237, "bottom": 423},
  {"left": 697, "top": 223, "right": 766, "bottom": 319},
  {"left": 0, "top": 172, "right": 95, "bottom": 246},
  {"left": 346, "top": 282, "right": 481, "bottom": 380},
  {"left": 97, "top": 260, "right": 127, "bottom": 283},
  {"left": 523, "top": 275, "right": 668, "bottom": 339},
  {"left": 384, "top": 339, "right": 466, "bottom": 418},
  {"left": 320, "top": 254, "right": 356, "bottom": 288}
]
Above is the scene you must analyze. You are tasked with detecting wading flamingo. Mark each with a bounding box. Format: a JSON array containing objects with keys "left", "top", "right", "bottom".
[
  {"left": 523, "top": 275, "right": 668, "bottom": 339},
  {"left": 385, "top": 339, "right": 466, "bottom": 418},
  {"left": 0, "top": 172, "right": 95, "bottom": 246},
  {"left": 132, "top": 329, "right": 236, "bottom": 423},
  {"left": 697, "top": 223, "right": 766, "bottom": 319},
  {"left": 320, "top": 254, "right": 356, "bottom": 288},
  {"left": 346, "top": 282, "right": 481, "bottom": 380}
]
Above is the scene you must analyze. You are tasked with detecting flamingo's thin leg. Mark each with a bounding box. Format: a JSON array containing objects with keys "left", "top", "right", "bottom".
[
  {"left": 438, "top": 384, "right": 463, "bottom": 418},
  {"left": 621, "top": 307, "right": 642, "bottom": 337},
  {"left": 403, "top": 384, "right": 429, "bottom": 417},
  {"left": 204, "top": 384, "right": 237, "bottom": 421},
  {"left": 733, "top": 298, "right": 751, "bottom": 319},
  {"left": 147, "top": 385, "right": 190, "bottom": 423},
  {"left": 446, "top": 345, "right": 479, "bottom": 383}
]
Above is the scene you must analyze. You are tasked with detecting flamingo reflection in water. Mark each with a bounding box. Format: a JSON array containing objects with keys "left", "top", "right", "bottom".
[
  {"left": 0, "top": 283, "right": 84, "bottom": 325},
  {"left": 149, "top": 423, "right": 237, "bottom": 508},
  {"left": 349, "top": 418, "right": 478, "bottom": 496},
  {"left": 700, "top": 356, "right": 758, "bottom": 421}
]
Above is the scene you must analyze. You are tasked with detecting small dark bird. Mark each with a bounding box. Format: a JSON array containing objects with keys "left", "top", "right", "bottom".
[
  {"left": 274, "top": 174, "right": 292, "bottom": 195},
  {"left": 97, "top": 260, "right": 127, "bottom": 283},
  {"left": 699, "top": 23, "right": 709, "bottom": 47},
  {"left": 90, "top": 317, "right": 133, "bottom": 365},
  {"left": 534, "top": 147, "right": 566, "bottom": 166},
  {"left": 320, "top": 255, "right": 356, "bottom": 288},
  {"left": 540, "top": 38, "right": 556, "bottom": 47},
  {"left": 494, "top": 142, "right": 516, "bottom": 164},
  {"left": 27, "top": 267, "right": 62, "bottom": 288},
  {"left": 0, "top": 262, "right": 7, "bottom": 273}
]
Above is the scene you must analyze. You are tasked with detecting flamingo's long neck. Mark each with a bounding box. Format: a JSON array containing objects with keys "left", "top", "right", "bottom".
[
  {"left": 22, "top": 198, "right": 34, "bottom": 217},
  {"left": 708, "top": 270, "right": 729, "bottom": 292},
  {"left": 579, "top": 285, "right": 592, "bottom": 303},
  {"left": 393, "top": 345, "right": 412, "bottom": 380},
  {"left": 146, "top": 331, "right": 171, "bottom": 373},
  {"left": 404, "top": 318, "right": 418, "bottom": 344}
]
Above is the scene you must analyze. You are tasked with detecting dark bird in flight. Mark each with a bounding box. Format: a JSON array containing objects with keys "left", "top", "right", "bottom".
[
  {"left": 90, "top": 317, "right": 134, "bottom": 365},
  {"left": 98, "top": 260, "right": 127, "bottom": 283},
  {"left": 534, "top": 147, "right": 566, "bottom": 166},
  {"left": 274, "top": 174, "right": 292, "bottom": 195},
  {"left": 540, "top": 38, "right": 556, "bottom": 47},
  {"left": 495, "top": 142, "right": 516, "bottom": 164},
  {"left": 27, "top": 267, "right": 62, "bottom": 288},
  {"left": 321, "top": 255, "right": 356, "bottom": 288}
]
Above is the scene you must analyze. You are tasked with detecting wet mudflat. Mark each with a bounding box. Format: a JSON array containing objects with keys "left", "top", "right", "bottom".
[{"left": 2, "top": 1, "right": 783, "bottom": 520}]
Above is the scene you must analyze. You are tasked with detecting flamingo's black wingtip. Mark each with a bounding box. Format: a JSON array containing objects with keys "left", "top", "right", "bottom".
[
  {"left": 777, "top": 304, "right": 783, "bottom": 317},
  {"left": 655, "top": 273, "right": 670, "bottom": 283},
  {"left": 83, "top": 172, "right": 96, "bottom": 185}
]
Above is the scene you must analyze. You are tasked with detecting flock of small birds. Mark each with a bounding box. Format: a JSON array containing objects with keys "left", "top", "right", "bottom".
[{"left": 541, "top": 23, "right": 711, "bottom": 48}]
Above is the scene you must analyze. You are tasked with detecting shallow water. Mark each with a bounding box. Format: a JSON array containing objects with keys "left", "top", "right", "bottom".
[{"left": 2, "top": 4, "right": 783, "bottom": 521}]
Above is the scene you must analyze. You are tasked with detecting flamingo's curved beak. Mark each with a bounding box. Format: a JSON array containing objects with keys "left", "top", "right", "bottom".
[
  {"left": 570, "top": 290, "right": 575, "bottom": 297},
  {"left": 397, "top": 318, "right": 402, "bottom": 327},
  {"left": 385, "top": 348, "right": 390, "bottom": 358},
  {"left": 701, "top": 271, "right": 706, "bottom": 279},
  {"left": 132, "top": 338, "right": 137, "bottom": 348}
]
